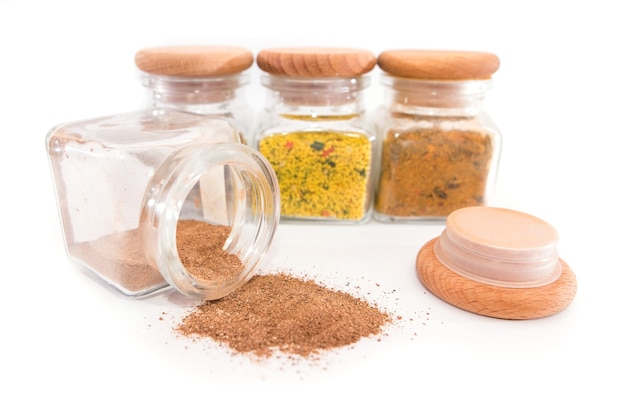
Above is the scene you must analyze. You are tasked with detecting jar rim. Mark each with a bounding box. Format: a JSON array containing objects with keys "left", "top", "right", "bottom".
[{"left": 142, "top": 141, "right": 280, "bottom": 299}]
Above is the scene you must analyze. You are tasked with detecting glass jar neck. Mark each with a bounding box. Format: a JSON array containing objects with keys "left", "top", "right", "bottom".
[
  {"left": 381, "top": 74, "right": 492, "bottom": 117},
  {"left": 141, "top": 72, "right": 249, "bottom": 116},
  {"left": 261, "top": 74, "right": 368, "bottom": 119}
]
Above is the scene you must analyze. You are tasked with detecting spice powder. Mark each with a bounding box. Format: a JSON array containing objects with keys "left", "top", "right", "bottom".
[
  {"left": 375, "top": 128, "right": 494, "bottom": 217},
  {"left": 174, "top": 219, "right": 392, "bottom": 357},
  {"left": 75, "top": 218, "right": 392, "bottom": 358},
  {"left": 176, "top": 272, "right": 392, "bottom": 358},
  {"left": 176, "top": 220, "right": 242, "bottom": 285},
  {"left": 69, "top": 229, "right": 165, "bottom": 293},
  {"left": 259, "top": 130, "right": 372, "bottom": 220},
  {"left": 68, "top": 219, "right": 242, "bottom": 294}
]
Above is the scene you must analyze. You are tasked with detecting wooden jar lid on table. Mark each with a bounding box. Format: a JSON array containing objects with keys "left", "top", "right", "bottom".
[{"left": 416, "top": 206, "right": 577, "bottom": 320}]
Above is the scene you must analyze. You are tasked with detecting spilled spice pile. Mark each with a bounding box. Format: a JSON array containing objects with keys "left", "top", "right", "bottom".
[{"left": 176, "top": 272, "right": 392, "bottom": 358}]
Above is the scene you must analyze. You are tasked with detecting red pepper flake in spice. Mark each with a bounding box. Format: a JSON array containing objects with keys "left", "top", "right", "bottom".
[{"left": 258, "top": 131, "right": 372, "bottom": 220}]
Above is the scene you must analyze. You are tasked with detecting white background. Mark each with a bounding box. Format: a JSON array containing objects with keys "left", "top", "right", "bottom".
[{"left": 1, "top": 1, "right": 624, "bottom": 417}]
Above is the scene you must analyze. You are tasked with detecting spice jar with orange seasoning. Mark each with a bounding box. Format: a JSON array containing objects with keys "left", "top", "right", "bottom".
[
  {"left": 253, "top": 47, "right": 377, "bottom": 223},
  {"left": 374, "top": 50, "right": 503, "bottom": 221}
]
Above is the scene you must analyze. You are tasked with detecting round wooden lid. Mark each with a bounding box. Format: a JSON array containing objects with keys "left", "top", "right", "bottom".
[
  {"left": 134, "top": 46, "right": 254, "bottom": 77},
  {"left": 416, "top": 238, "right": 577, "bottom": 320},
  {"left": 256, "top": 47, "right": 377, "bottom": 77},
  {"left": 378, "top": 50, "right": 500, "bottom": 80}
]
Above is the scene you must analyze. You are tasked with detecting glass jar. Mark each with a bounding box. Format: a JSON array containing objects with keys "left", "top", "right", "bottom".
[
  {"left": 253, "top": 47, "right": 377, "bottom": 223},
  {"left": 46, "top": 47, "right": 280, "bottom": 300},
  {"left": 135, "top": 45, "right": 256, "bottom": 141},
  {"left": 374, "top": 50, "right": 502, "bottom": 222}
]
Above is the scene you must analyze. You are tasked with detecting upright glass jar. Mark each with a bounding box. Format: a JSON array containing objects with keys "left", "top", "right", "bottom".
[
  {"left": 374, "top": 50, "right": 502, "bottom": 222},
  {"left": 253, "top": 47, "right": 377, "bottom": 223},
  {"left": 46, "top": 46, "right": 280, "bottom": 300},
  {"left": 135, "top": 45, "right": 256, "bottom": 141}
]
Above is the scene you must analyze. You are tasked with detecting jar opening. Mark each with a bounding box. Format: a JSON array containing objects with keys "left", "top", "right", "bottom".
[{"left": 141, "top": 142, "right": 280, "bottom": 299}]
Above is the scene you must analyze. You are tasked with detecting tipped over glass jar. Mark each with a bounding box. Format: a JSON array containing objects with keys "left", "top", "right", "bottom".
[{"left": 46, "top": 46, "right": 280, "bottom": 300}]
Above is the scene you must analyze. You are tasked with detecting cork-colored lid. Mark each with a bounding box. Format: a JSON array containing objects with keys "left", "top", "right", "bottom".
[
  {"left": 256, "top": 47, "right": 377, "bottom": 78},
  {"left": 134, "top": 46, "right": 254, "bottom": 77},
  {"left": 417, "top": 239, "right": 577, "bottom": 320},
  {"left": 415, "top": 206, "right": 577, "bottom": 320},
  {"left": 440, "top": 207, "right": 561, "bottom": 288},
  {"left": 378, "top": 50, "right": 500, "bottom": 80}
]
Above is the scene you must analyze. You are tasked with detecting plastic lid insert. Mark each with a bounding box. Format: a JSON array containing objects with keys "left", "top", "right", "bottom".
[{"left": 433, "top": 206, "right": 562, "bottom": 288}]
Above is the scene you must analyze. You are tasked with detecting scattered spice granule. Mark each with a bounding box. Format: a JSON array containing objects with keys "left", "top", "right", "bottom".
[{"left": 176, "top": 272, "right": 392, "bottom": 358}]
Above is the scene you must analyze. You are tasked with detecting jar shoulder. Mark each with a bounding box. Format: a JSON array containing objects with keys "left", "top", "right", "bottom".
[{"left": 46, "top": 109, "right": 238, "bottom": 151}]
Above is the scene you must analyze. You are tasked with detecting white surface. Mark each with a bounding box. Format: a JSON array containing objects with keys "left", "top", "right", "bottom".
[{"left": 1, "top": 1, "right": 624, "bottom": 417}]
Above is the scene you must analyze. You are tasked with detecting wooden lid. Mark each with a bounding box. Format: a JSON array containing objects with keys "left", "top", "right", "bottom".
[
  {"left": 441, "top": 207, "right": 561, "bottom": 287},
  {"left": 378, "top": 50, "right": 500, "bottom": 80},
  {"left": 134, "top": 46, "right": 254, "bottom": 77},
  {"left": 416, "top": 238, "right": 577, "bottom": 320},
  {"left": 256, "top": 47, "right": 376, "bottom": 78}
]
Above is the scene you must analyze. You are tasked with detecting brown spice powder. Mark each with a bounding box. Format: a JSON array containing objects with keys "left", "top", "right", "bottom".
[
  {"left": 69, "top": 229, "right": 165, "bottom": 293},
  {"left": 75, "top": 219, "right": 392, "bottom": 357},
  {"left": 176, "top": 220, "right": 242, "bottom": 285},
  {"left": 176, "top": 272, "right": 392, "bottom": 358},
  {"left": 69, "top": 219, "right": 242, "bottom": 294}
]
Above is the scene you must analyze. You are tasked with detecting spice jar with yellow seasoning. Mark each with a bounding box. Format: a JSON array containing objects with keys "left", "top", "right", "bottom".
[
  {"left": 374, "top": 50, "right": 502, "bottom": 221},
  {"left": 253, "top": 47, "right": 377, "bottom": 223},
  {"left": 46, "top": 46, "right": 280, "bottom": 300}
]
